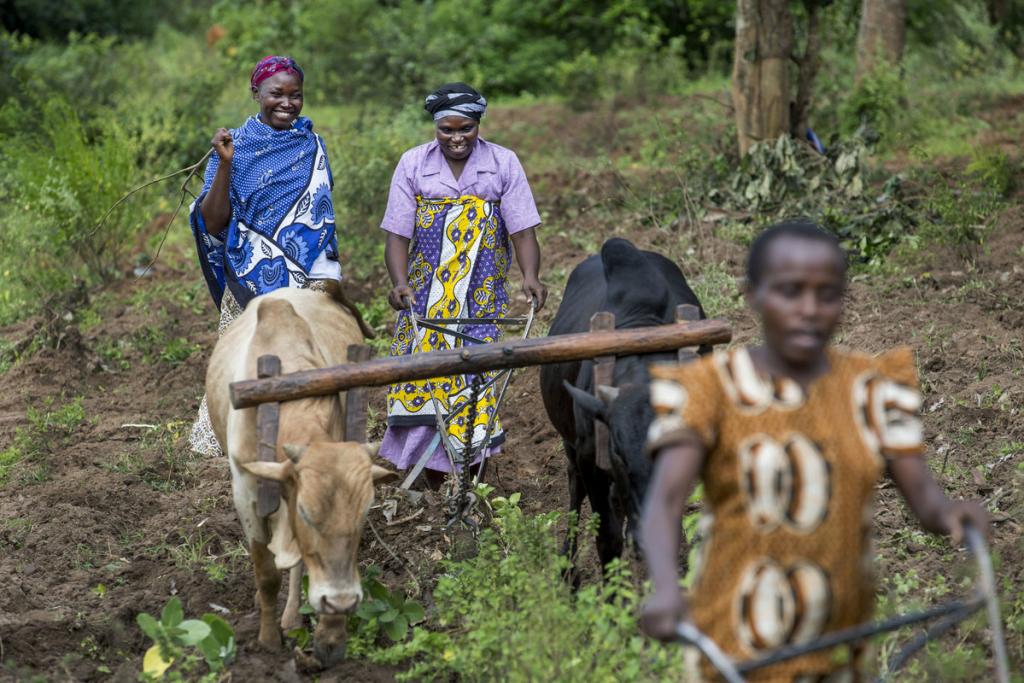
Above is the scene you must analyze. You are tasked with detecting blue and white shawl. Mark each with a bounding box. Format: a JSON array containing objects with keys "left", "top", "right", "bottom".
[{"left": 190, "top": 115, "right": 340, "bottom": 310}]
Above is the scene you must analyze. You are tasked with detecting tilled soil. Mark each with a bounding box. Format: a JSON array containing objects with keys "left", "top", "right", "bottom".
[{"left": 1, "top": 101, "right": 1022, "bottom": 682}]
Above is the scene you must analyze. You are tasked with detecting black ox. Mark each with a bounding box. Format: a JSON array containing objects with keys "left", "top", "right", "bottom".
[{"left": 539, "top": 238, "right": 705, "bottom": 572}]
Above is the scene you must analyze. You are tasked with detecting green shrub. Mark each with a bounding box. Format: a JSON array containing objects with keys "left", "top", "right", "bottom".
[
  {"left": 838, "top": 61, "right": 909, "bottom": 146},
  {"left": 320, "top": 106, "right": 426, "bottom": 281},
  {"left": 715, "top": 133, "right": 919, "bottom": 267},
  {"left": 375, "top": 495, "right": 684, "bottom": 682},
  {"left": 0, "top": 93, "right": 147, "bottom": 323},
  {"left": 917, "top": 173, "right": 1004, "bottom": 259},
  {"left": 553, "top": 50, "right": 602, "bottom": 112},
  {"left": 286, "top": 566, "right": 424, "bottom": 656}
]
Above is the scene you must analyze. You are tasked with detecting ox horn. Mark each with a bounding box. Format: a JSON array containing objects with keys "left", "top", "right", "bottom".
[
  {"left": 283, "top": 443, "right": 307, "bottom": 462},
  {"left": 361, "top": 440, "right": 382, "bottom": 458},
  {"left": 596, "top": 384, "right": 620, "bottom": 405}
]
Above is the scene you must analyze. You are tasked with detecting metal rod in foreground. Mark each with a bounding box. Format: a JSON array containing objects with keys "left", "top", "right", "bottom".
[{"left": 230, "top": 317, "right": 732, "bottom": 408}]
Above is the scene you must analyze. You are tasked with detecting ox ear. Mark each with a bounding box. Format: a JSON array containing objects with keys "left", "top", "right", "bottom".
[
  {"left": 361, "top": 441, "right": 382, "bottom": 458},
  {"left": 596, "top": 384, "right": 620, "bottom": 406},
  {"left": 371, "top": 465, "right": 399, "bottom": 484},
  {"left": 563, "top": 380, "right": 608, "bottom": 424},
  {"left": 242, "top": 459, "right": 295, "bottom": 482},
  {"left": 282, "top": 444, "right": 306, "bottom": 463}
]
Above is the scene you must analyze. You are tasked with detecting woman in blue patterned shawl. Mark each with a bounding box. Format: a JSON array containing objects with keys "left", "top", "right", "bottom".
[{"left": 188, "top": 55, "right": 342, "bottom": 457}]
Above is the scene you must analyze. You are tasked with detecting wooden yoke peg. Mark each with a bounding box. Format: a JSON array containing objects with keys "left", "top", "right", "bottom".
[
  {"left": 590, "top": 311, "right": 615, "bottom": 471},
  {"left": 345, "top": 344, "right": 373, "bottom": 443},
  {"left": 675, "top": 304, "right": 701, "bottom": 363},
  {"left": 256, "top": 355, "right": 282, "bottom": 518}
]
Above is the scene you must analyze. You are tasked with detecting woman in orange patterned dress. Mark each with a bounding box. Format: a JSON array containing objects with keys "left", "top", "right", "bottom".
[{"left": 639, "top": 221, "right": 989, "bottom": 682}]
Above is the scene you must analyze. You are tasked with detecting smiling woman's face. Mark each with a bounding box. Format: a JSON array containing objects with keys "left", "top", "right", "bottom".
[
  {"left": 252, "top": 71, "right": 303, "bottom": 130},
  {"left": 747, "top": 235, "right": 847, "bottom": 368},
  {"left": 435, "top": 115, "right": 479, "bottom": 161}
]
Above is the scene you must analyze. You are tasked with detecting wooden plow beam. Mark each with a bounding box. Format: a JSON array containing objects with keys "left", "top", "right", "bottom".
[{"left": 231, "top": 317, "right": 732, "bottom": 409}]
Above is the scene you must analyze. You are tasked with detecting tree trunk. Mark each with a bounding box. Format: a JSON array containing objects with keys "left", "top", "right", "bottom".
[
  {"left": 987, "top": 0, "right": 1010, "bottom": 25},
  {"left": 855, "top": 0, "right": 907, "bottom": 83},
  {"left": 791, "top": 0, "right": 824, "bottom": 139},
  {"left": 732, "top": 0, "right": 794, "bottom": 156}
]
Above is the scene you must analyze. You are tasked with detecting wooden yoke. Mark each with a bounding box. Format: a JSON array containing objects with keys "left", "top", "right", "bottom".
[
  {"left": 591, "top": 312, "right": 615, "bottom": 471},
  {"left": 344, "top": 345, "right": 373, "bottom": 443},
  {"left": 256, "top": 355, "right": 282, "bottom": 518},
  {"left": 231, "top": 318, "right": 733, "bottom": 408},
  {"left": 676, "top": 304, "right": 702, "bottom": 362}
]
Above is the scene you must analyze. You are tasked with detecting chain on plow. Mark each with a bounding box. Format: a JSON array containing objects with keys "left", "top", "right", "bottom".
[
  {"left": 673, "top": 524, "right": 1010, "bottom": 683},
  {"left": 400, "top": 296, "right": 536, "bottom": 531}
]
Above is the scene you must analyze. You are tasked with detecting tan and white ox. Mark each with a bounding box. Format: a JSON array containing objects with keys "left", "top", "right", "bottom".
[{"left": 205, "top": 286, "right": 394, "bottom": 665}]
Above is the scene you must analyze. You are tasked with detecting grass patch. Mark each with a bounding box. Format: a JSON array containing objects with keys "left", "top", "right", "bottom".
[
  {"left": 0, "top": 517, "right": 32, "bottom": 550},
  {"left": 94, "top": 319, "right": 199, "bottom": 371},
  {"left": 0, "top": 395, "right": 85, "bottom": 486},
  {"left": 689, "top": 262, "right": 743, "bottom": 318}
]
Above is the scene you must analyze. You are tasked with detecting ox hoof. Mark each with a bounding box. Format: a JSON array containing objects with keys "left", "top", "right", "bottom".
[
  {"left": 294, "top": 647, "right": 325, "bottom": 674},
  {"left": 280, "top": 611, "right": 303, "bottom": 633},
  {"left": 257, "top": 630, "right": 283, "bottom": 653}
]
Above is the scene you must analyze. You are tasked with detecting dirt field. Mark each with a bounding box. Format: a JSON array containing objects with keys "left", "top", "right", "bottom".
[{"left": 1, "top": 99, "right": 1022, "bottom": 682}]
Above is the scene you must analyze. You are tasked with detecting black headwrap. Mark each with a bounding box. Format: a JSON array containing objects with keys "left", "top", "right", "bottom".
[{"left": 423, "top": 82, "right": 487, "bottom": 121}]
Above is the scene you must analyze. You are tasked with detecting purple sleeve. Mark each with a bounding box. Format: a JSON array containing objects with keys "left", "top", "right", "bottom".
[
  {"left": 501, "top": 152, "right": 541, "bottom": 234},
  {"left": 380, "top": 153, "right": 418, "bottom": 238}
]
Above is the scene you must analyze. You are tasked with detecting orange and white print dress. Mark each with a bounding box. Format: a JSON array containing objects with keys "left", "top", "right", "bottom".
[{"left": 647, "top": 346, "right": 925, "bottom": 683}]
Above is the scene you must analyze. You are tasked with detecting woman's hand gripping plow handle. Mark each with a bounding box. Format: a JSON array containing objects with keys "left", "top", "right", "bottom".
[{"left": 673, "top": 622, "right": 746, "bottom": 683}]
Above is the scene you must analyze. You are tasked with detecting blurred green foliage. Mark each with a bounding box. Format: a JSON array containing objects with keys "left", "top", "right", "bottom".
[
  {"left": 206, "top": 0, "right": 734, "bottom": 103},
  {"left": 0, "top": 0, "right": 1021, "bottom": 325}
]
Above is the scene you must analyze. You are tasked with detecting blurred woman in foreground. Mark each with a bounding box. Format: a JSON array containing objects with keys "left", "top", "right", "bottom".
[{"left": 640, "top": 220, "right": 989, "bottom": 682}]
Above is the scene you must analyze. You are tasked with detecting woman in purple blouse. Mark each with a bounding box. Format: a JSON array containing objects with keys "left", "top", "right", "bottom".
[{"left": 379, "top": 82, "right": 547, "bottom": 487}]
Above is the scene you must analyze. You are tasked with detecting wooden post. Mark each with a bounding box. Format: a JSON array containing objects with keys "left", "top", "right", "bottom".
[
  {"left": 230, "top": 318, "right": 732, "bottom": 409},
  {"left": 676, "top": 304, "right": 702, "bottom": 363},
  {"left": 345, "top": 344, "right": 372, "bottom": 443},
  {"left": 256, "top": 355, "right": 281, "bottom": 518},
  {"left": 590, "top": 312, "right": 615, "bottom": 471}
]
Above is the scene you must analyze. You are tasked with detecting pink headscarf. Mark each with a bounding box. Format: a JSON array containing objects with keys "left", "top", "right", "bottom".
[{"left": 250, "top": 55, "right": 304, "bottom": 89}]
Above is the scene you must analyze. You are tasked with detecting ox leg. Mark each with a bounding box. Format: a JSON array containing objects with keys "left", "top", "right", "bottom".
[
  {"left": 281, "top": 562, "right": 304, "bottom": 632},
  {"left": 250, "top": 540, "right": 282, "bottom": 650},
  {"left": 561, "top": 442, "right": 585, "bottom": 588},
  {"left": 582, "top": 468, "right": 624, "bottom": 573}
]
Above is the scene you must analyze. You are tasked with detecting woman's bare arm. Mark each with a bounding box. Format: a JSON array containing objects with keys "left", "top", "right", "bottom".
[
  {"left": 509, "top": 227, "right": 547, "bottom": 310},
  {"left": 385, "top": 233, "right": 413, "bottom": 311},
  {"left": 889, "top": 456, "right": 990, "bottom": 543},
  {"left": 200, "top": 128, "right": 234, "bottom": 238},
  {"left": 639, "top": 438, "right": 706, "bottom": 641}
]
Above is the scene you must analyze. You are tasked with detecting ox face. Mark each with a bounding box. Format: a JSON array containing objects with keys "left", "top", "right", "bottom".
[
  {"left": 564, "top": 356, "right": 666, "bottom": 548},
  {"left": 242, "top": 443, "right": 396, "bottom": 615}
]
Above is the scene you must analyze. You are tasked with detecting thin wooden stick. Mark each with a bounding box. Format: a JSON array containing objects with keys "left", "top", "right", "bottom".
[
  {"left": 89, "top": 148, "right": 212, "bottom": 238},
  {"left": 135, "top": 149, "right": 213, "bottom": 278}
]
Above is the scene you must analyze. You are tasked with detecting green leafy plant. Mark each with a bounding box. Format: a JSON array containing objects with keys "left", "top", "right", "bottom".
[
  {"left": 374, "top": 495, "right": 683, "bottom": 681},
  {"left": 713, "top": 133, "right": 920, "bottom": 267},
  {"left": 352, "top": 566, "right": 426, "bottom": 643},
  {"left": 137, "top": 597, "right": 235, "bottom": 681},
  {"left": 288, "top": 567, "right": 425, "bottom": 656}
]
